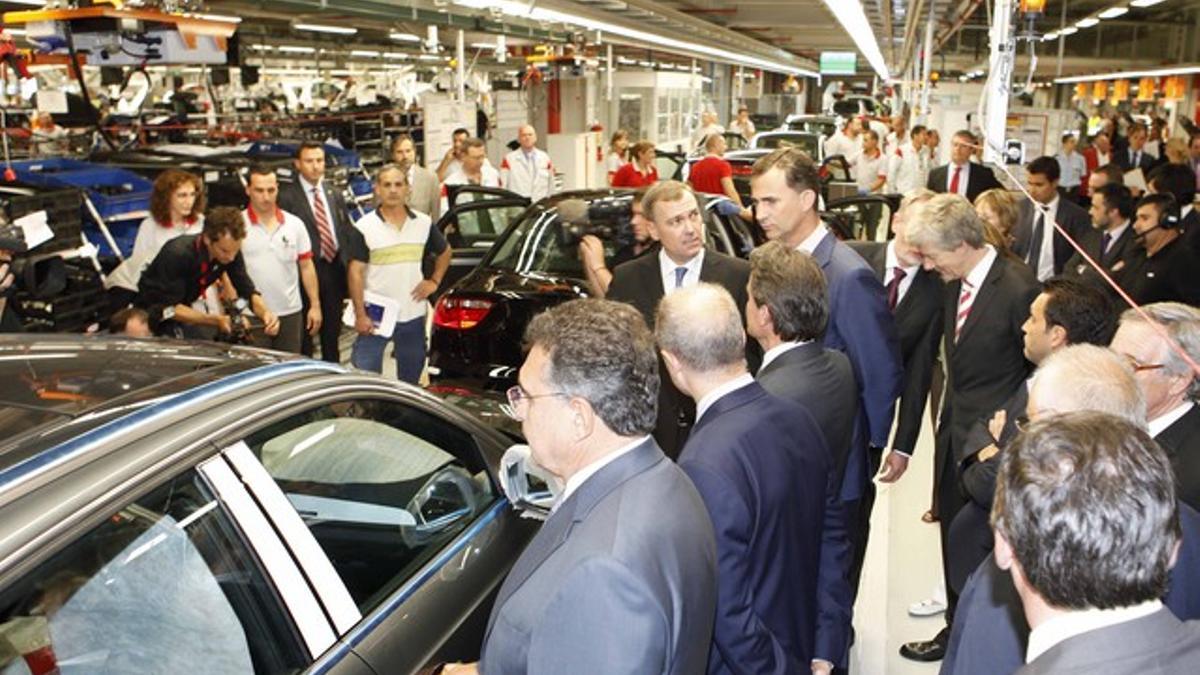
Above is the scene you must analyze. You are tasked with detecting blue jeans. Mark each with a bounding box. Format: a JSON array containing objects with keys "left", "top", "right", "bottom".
[{"left": 350, "top": 316, "right": 426, "bottom": 384}]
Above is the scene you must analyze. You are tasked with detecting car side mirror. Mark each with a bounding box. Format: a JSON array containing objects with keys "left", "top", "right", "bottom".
[
  {"left": 403, "top": 465, "right": 478, "bottom": 546},
  {"left": 498, "top": 444, "right": 559, "bottom": 520}
]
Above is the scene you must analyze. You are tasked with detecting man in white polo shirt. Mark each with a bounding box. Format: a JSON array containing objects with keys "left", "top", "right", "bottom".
[
  {"left": 500, "top": 124, "right": 556, "bottom": 202},
  {"left": 348, "top": 164, "right": 452, "bottom": 384},
  {"left": 241, "top": 165, "right": 321, "bottom": 353}
]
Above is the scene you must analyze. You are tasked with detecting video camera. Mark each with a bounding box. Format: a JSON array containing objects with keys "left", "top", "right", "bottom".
[
  {"left": 212, "top": 297, "right": 264, "bottom": 345},
  {"left": 556, "top": 196, "right": 636, "bottom": 250},
  {"left": 0, "top": 218, "right": 65, "bottom": 301}
]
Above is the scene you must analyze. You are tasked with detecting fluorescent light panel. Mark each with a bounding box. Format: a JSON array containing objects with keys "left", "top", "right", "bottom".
[
  {"left": 1076, "top": 18, "right": 1099, "bottom": 28},
  {"left": 819, "top": 0, "right": 889, "bottom": 79},
  {"left": 1098, "top": 7, "right": 1129, "bottom": 19},
  {"left": 294, "top": 23, "right": 357, "bottom": 35},
  {"left": 450, "top": 0, "right": 817, "bottom": 77},
  {"left": 1059, "top": 26, "right": 1079, "bottom": 35},
  {"left": 1130, "top": 0, "right": 1166, "bottom": 7},
  {"left": 1054, "top": 64, "right": 1200, "bottom": 83},
  {"left": 390, "top": 32, "right": 422, "bottom": 42}
]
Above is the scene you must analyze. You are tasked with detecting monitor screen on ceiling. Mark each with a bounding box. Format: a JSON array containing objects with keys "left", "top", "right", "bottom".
[{"left": 820, "top": 51, "right": 857, "bottom": 76}]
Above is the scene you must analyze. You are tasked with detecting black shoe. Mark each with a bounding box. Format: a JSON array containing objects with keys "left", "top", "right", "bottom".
[{"left": 899, "top": 628, "right": 948, "bottom": 662}]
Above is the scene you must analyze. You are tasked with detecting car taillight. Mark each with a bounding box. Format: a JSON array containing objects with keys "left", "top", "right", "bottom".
[
  {"left": 730, "top": 163, "right": 753, "bottom": 176},
  {"left": 433, "top": 296, "right": 494, "bottom": 330}
]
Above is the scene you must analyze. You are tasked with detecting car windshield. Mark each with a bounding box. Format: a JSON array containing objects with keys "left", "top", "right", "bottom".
[
  {"left": 755, "top": 133, "right": 820, "bottom": 155},
  {"left": 486, "top": 194, "right": 721, "bottom": 278}
]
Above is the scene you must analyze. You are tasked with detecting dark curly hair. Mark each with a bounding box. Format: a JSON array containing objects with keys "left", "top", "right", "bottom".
[{"left": 149, "top": 169, "right": 205, "bottom": 226}]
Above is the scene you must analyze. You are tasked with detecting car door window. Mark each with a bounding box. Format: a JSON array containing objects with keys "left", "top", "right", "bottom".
[
  {"left": 0, "top": 471, "right": 307, "bottom": 675},
  {"left": 449, "top": 204, "right": 528, "bottom": 250},
  {"left": 241, "top": 399, "right": 495, "bottom": 614},
  {"left": 826, "top": 199, "right": 894, "bottom": 241}
]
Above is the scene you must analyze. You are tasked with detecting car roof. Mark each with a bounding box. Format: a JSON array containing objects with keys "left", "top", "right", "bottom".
[{"left": 0, "top": 335, "right": 297, "bottom": 474}]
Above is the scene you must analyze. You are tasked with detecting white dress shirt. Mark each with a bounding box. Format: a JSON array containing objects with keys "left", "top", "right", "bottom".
[
  {"left": 759, "top": 340, "right": 809, "bottom": 372},
  {"left": 824, "top": 132, "right": 863, "bottom": 163},
  {"left": 945, "top": 161, "right": 972, "bottom": 198},
  {"left": 695, "top": 373, "right": 756, "bottom": 424},
  {"left": 964, "top": 244, "right": 998, "bottom": 293},
  {"left": 1026, "top": 600, "right": 1163, "bottom": 663},
  {"left": 1102, "top": 221, "right": 1130, "bottom": 255},
  {"left": 1149, "top": 401, "right": 1196, "bottom": 438},
  {"left": 885, "top": 241, "right": 919, "bottom": 306},
  {"left": 1030, "top": 196, "right": 1060, "bottom": 281},
  {"left": 299, "top": 175, "right": 339, "bottom": 248},
  {"left": 795, "top": 223, "right": 830, "bottom": 255},
  {"left": 557, "top": 434, "right": 652, "bottom": 507},
  {"left": 658, "top": 248, "right": 705, "bottom": 294}
]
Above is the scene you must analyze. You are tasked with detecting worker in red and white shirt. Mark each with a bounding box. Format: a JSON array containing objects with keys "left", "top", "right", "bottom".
[
  {"left": 241, "top": 165, "right": 321, "bottom": 354},
  {"left": 440, "top": 137, "right": 502, "bottom": 214},
  {"left": 887, "top": 124, "right": 929, "bottom": 195},
  {"left": 854, "top": 129, "right": 888, "bottom": 195},
  {"left": 500, "top": 124, "right": 556, "bottom": 202}
]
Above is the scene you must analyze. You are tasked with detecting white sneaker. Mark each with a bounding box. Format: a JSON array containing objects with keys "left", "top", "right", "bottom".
[{"left": 908, "top": 598, "right": 947, "bottom": 617}]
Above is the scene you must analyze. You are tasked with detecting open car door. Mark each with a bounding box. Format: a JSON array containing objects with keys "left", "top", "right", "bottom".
[
  {"left": 433, "top": 188, "right": 530, "bottom": 293},
  {"left": 824, "top": 194, "right": 902, "bottom": 242}
]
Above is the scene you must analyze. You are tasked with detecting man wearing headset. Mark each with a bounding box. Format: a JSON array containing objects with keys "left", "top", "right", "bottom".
[{"left": 1125, "top": 193, "right": 1200, "bottom": 306}]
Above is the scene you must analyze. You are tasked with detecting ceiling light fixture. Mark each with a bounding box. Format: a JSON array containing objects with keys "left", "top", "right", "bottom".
[
  {"left": 294, "top": 23, "right": 358, "bottom": 35},
  {"left": 819, "top": 0, "right": 890, "bottom": 79},
  {"left": 1098, "top": 7, "right": 1129, "bottom": 19},
  {"left": 1058, "top": 26, "right": 1079, "bottom": 35},
  {"left": 1075, "top": 18, "right": 1099, "bottom": 28},
  {"left": 278, "top": 45, "right": 317, "bottom": 54},
  {"left": 350, "top": 50, "right": 381, "bottom": 57},
  {"left": 450, "top": 0, "right": 817, "bottom": 77},
  {"left": 389, "top": 32, "right": 422, "bottom": 42},
  {"left": 1054, "top": 64, "right": 1200, "bottom": 83},
  {"left": 1130, "top": 0, "right": 1166, "bottom": 7}
]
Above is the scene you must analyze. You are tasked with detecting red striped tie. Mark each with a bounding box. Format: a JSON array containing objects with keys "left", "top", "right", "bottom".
[
  {"left": 955, "top": 280, "right": 974, "bottom": 341},
  {"left": 312, "top": 187, "right": 336, "bottom": 262}
]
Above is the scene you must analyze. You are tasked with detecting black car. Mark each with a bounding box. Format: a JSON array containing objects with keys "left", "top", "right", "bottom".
[
  {"left": 0, "top": 336, "right": 537, "bottom": 674},
  {"left": 428, "top": 190, "right": 761, "bottom": 391}
]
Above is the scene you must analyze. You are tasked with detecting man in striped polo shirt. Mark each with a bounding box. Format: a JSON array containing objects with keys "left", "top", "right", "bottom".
[{"left": 347, "top": 164, "right": 451, "bottom": 384}]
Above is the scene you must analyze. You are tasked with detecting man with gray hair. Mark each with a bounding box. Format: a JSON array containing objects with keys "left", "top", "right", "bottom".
[
  {"left": 991, "top": 412, "right": 1200, "bottom": 674},
  {"left": 453, "top": 298, "right": 717, "bottom": 675},
  {"left": 1110, "top": 302, "right": 1200, "bottom": 510},
  {"left": 901, "top": 193, "right": 1039, "bottom": 662},
  {"left": 500, "top": 124, "right": 556, "bottom": 202},
  {"left": 656, "top": 283, "right": 849, "bottom": 674},
  {"left": 942, "top": 343, "right": 1200, "bottom": 675}
]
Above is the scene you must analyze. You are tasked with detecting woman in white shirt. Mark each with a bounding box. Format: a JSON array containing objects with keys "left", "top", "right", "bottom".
[
  {"left": 106, "top": 168, "right": 205, "bottom": 309},
  {"left": 606, "top": 129, "right": 630, "bottom": 187}
]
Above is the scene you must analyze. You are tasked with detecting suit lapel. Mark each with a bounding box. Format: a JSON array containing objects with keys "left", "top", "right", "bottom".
[
  {"left": 486, "top": 438, "right": 664, "bottom": 640},
  {"left": 895, "top": 268, "right": 930, "bottom": 315}
]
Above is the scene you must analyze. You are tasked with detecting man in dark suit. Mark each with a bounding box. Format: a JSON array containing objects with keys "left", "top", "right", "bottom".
[
  {"left": 657, "top": 283, "right": 851, "bottom": 674},
  {"left": 947, "top": 279, "right": 1116, "bottom": 604},
  {"left": 899, "top": 193, "right": 1039, "bottom": 662},
  {"left": 927, "top": 130, "right": 1003, "bottom": 203},
  {"left": 751, "top": 148, "right": 903, "bottom": 596},
  {"left": 1063, "top": 183, "right": 1137, "bottom": 292},
  {"left": 1115, "top": 121, "right": 1160, "bottom": 174},
  {"left": 1147, "top": 161, "right": 1200, "bottom": 256},
  {"left": 456, "top": 299, "right": 716, "bottom": 675},
  {"left": 942, "top": 342, "right": 1200, "bottom": 675},
  {"left": 1012, "top": 156, "right": 1092, "bottom": 281},
  {"left": 847, "top": 191, "right": 944, "bottom": 479},
  {"left": 277, "top": 142, "right": 356, "bottom": 363},
  {"left": 608, "top": 180, "right": 751, "bottom": 458},
  {"left": 1111, "top": 302, "right": 1200, "bottom": 511},
  {"left": 994, "top": 412, "right": 1200, "bottom": 675}
]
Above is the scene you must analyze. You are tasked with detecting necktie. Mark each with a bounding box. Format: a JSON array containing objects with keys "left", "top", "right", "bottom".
[
  {"left": 1133, "top": 150, "right": 1140, "bottom": 167},
  {"left": 955, "top": 280, "right": 975, "bottom": 341},
  {"left": 1101, "top": 232, "right": 1113, "bottom": 257},
  {"left": 312, "top": 187, "right": 336, "bottom": 262},
  {"left": 673, "top": 266, "right": 688, "bottom": 289},
  {"left": 886, "top": 266, "right": 907, "bottom": 312},
  {"left": 1027, "top": 211, "right": 1045, "bottom": 273},
  {"left": 949, "top": 166, "right": 962, "bottom": 195}
]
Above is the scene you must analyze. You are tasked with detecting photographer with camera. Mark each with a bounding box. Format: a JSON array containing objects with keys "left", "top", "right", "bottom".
[
  {"left": 136, "top": 206, "right": 280, "bottom": 340},
  {"left": 578, "top": 189, "right": 656, "bottom": 297}
]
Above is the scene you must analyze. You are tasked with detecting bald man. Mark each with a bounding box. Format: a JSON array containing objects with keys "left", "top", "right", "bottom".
[
  {"left": 500, "top": 124, "right": 556, "bottom": 202},
  {"left": 657, "top": 283, "right": 850, "bottom": 674}
]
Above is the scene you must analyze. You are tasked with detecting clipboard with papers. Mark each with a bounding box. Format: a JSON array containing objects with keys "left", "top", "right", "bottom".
[{"left": 342, "top": 291, "right": 400, "bottom": 338}]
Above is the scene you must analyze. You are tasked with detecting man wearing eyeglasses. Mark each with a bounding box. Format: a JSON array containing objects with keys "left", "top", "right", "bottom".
[
  {"left": 441, "top": 299, "right": 717, "bottom": 675},
  {"left": 1110, "top": 302, "right": 1200, "bottom": 510},
  {"left": 607, "top": 180, "right": 752, "bottom": 459},
  {"left": 943, "top": 342, "right": 1200, "bottom": 675}
]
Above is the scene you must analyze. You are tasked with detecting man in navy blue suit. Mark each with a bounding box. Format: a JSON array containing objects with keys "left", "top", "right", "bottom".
[
  {"left": 657, "top": 283, "right": 852, "bottom": 675},
  {"left": 941, "top": 343, "right": 1200, "bottom": 674},
  {"left": 751, "top": 147, "right": 904, "bottom": 593}
]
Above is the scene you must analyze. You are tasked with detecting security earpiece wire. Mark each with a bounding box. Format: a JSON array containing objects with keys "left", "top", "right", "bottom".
[{"left": 963, "top": 134, "right": 1200, "bottom": 378}]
